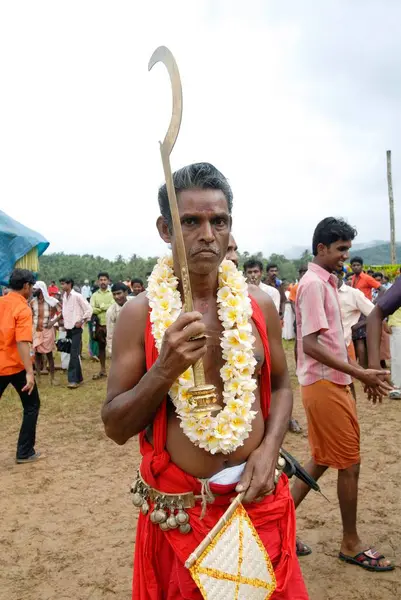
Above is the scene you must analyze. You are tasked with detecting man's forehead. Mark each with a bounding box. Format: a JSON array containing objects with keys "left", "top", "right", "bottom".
[
  {"left": 334, "top": 239, "right": 352, "bottom": 248},
  {"left": 177, "top": 188, "right": 229, "bottom": 214}
]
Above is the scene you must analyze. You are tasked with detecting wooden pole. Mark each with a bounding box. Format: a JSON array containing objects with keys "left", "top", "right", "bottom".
[{"left": 386, "top": 150, "right": 396, "bottom": 264}]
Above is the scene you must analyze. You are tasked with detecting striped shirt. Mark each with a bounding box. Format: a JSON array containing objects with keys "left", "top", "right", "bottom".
[{"left": 296, "top": 262, "right": 351, "bottom": 386}]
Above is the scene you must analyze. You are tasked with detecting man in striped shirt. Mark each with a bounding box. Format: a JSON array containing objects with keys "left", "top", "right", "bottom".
[{"left": 292, "top": 217, "right": 393, "bottom": 572}]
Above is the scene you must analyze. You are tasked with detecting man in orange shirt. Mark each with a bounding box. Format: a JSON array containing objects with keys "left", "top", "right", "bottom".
[
  {"left": 0, "top": 269, "right": 42, "bottom": 463},
  {"left": 350, "top": 257, "right": 382, "bottom": 300},
  {"left": 350, "top": 257, "right": 383, "bottom": 367}
]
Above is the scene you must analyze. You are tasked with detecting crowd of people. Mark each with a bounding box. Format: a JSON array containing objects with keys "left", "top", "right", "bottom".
[
  {"left": 0, "top": 271, "right": 145, "bottom": 462},
  {"left": 2, "top": 162, "right": 401, "bottom": 597}
]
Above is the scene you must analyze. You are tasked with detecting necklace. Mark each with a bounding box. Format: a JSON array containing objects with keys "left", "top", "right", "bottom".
[{"left": 147, "top": 255, "right": 257, "bottom": 454}]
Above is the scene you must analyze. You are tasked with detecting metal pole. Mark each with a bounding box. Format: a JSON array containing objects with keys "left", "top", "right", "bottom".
[{"left": 386, "top": 150, "right": 396, "bottom": 264}]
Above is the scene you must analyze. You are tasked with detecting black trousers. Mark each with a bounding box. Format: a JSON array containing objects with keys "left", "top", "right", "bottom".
[
  {"left": 0, "top": 370, "right": 40, "bottom": 459},
  {"left": 66, "top": 327, "right": 83, "bottom": 384}
]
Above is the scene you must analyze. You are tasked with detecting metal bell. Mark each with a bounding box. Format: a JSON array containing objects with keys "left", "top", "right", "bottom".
[
  {"left": 179, "top": 523, "right": 191, "bottom": 534},
  {"left": 274, "top": 468, "right": 280, "bottom": 485},
  {"left": 159, "top": 521, "right": 169, "bottom": 531},
  {"left": 277, "top": 456, "right": 286, "bottom": 470},
  {"left": 176, "top": 509, "right": 189, "bottom": 525},
  {"left": 141, "top": 501, "right": 150, "bottom": 515},
  {"left": 154, "top": 509, "right": 167, "bottom": 524},
  {"left": 166, "top": 514, "right": 178, "bottom": 529},
  {"left": 132, "top": 492, "right": 143, "bottom": 507},
  {"left": 150, "top": 510, "right": 158, "bottom": 524}
]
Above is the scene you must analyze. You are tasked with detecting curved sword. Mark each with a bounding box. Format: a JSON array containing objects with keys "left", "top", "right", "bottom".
[
  {"left": 148, "top": 46, "right": 183, "bottom": 157},
  {"left": 149, "top": 46, "right": 214, "bottom": 399},
  {"left": 148, "top": 46, "right": 194, "bottom": 314}
]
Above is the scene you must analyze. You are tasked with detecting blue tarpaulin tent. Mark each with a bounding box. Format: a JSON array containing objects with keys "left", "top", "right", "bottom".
[{"left": 0, "top": 210, "right": 49, "bottom": 285}]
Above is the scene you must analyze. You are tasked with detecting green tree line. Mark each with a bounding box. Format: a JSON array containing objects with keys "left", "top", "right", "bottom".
[{"left": 38, "top": 249, "right": 313, "bottom": 285}]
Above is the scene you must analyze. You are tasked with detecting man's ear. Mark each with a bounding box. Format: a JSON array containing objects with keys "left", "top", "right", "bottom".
[{"left": 157, "top": 216, "right": 171, "bottom": 243}]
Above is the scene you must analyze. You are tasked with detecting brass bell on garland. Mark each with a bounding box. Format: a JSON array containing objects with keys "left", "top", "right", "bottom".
[{"left": 188, "top": 380, "right": 222, "bottom": 417}]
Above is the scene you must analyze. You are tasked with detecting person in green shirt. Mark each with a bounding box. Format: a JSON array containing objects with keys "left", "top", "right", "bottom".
[{"left": 90, "top": 272, "right": 114, "bottom": 379}]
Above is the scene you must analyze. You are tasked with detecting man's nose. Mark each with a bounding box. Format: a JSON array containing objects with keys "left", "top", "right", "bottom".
[{"left": 199, "top": 221, "right": 215, "bottom": 243}]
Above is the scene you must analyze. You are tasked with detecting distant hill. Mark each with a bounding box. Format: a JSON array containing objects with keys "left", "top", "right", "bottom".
[
  {"left": 284, "top": 240, "right": 388, "bottom": 260},
  {"left": 352, "top": 243, "right": 401, "bottom": 265}
]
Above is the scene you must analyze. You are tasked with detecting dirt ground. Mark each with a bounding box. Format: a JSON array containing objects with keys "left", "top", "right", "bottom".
[{"left": 1, "top": 346, "right": 400, "bottom": 600}]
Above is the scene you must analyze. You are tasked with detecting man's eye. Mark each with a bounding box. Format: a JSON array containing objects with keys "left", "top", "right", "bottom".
[
  {"left": 183, "top": 218, "right": 196, "bottom": 226},
  {"left": 214, "top": 218, "right": 227, "bottom": 227}
]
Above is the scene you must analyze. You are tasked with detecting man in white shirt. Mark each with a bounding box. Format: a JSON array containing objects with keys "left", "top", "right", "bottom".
[
  {"left": 244, "top": 258, "right": 301, "bottom": 433},
  {"left": 59, "top": 277, "right": 93, "bottom": 389},
  {"left": 336, "top": 272, "right": 374, "bottom": 357},
  {"left": 81, "top": 279, "right": 91, "bottom": 301},
  {"left": 106, "top": 283, "right": 131, "bottom": 356},
  {"left": 243, "top": 258, "right": 281, "bottom": 313}
]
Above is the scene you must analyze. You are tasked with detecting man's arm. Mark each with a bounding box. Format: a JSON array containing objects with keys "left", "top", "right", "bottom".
[
  {"left": 367, "top": 277, "right": 401, "bottom": 370},
  {"left": 90, "top": 293, "right": 102, "bottom": 316},
  {"left": 367, "top": 305, "right": 384, "bottom": 370},
  {"left": 106, "top": 305, "right": 114, "bottom": 355},
  {"left": 77, "top": 294, "right": 93, "bottom": 324},
  {"left": 237, "top": 287, "right": 292, "bottom": 502},
  {"left": 299, "top": 280, "right": 390, "bottom": 395},
  {"left": 102, "top": 295, "right": 207, "bottom": 445},
  {"left": 16, "top": 307, "right": 35, "bottom": 394}
]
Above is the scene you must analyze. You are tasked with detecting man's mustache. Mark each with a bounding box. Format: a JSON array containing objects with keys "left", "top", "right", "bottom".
[{"left": 190, "top": 247, "right": 219, "bottom": 256}]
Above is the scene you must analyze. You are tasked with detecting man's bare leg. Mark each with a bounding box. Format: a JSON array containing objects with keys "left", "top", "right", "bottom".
[
  {"left": 354, "top": 339, "right": 368, "bottom": 369},
  {"left": 338, "top": 463, "right": 361, "bottom": 555},
  {"left": 292, "top": 458, "right": 328, "bottom": 555},
  {"left": 339, "top": 465, "right": 392, "bottom": 567},
  {"left": 98, "top": 343, "right": 106, "bottom": 376},
  {"left": 46, "top": 352, "right": 55, "bottom": 384},
  {"left": 34, "top": 353, "right": 42, "bottom": 381},
  {"left": 291, "top": 457, "right": 328, "bottom": 508}
]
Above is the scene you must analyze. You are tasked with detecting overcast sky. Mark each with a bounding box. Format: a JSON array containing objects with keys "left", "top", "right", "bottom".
[{"left": 1, "top": 0, "right": 400, "bottom": 259}]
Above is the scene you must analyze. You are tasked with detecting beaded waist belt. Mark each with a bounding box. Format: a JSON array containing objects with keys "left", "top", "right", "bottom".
[
  {"left": 130, "top": 454, "right": 286, "bottom": 535},
  {"left": 131, "top": 470, "right": 199, "bottom": 533}
]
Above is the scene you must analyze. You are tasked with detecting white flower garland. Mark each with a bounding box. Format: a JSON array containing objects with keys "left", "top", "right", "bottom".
[{"left": 147, "top": 255, "right": 258, "bottom": 454}]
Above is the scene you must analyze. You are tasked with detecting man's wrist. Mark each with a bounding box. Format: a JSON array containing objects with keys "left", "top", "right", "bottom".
[
  {"left": 152, "top": 359, "right": 177, "bottom": 388},
  {"left": 348, "top": 364, "right": 362, "bottom": 379}
]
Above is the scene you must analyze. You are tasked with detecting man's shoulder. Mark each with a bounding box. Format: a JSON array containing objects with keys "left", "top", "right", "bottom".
[
  {"left": 298, "top": 270, "right": 324, "bottom": 290},
  {"left": 249, "top": 283, "right": 272, "bottom": 306},
  {"left": 106, "top": 302, "right": 116, "bottom": 315},
  {"left": 119, "top": 291, "right": 149, "bottom": 320}
]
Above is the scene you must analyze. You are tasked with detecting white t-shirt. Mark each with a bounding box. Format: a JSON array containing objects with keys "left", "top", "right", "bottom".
[
  {"left": 258, "top": 282, "right": 280, "bottom": 312},
  {"left": 338, "top": 283, "right": 374, "bottom": 346},
  {"left": 81, "top": 285, "right": 91, "bottom": 300}
]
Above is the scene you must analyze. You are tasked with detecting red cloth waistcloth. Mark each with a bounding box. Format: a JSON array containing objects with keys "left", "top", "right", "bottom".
[{"left": 133, "top": 296, "right": 308, "bottom": 599}]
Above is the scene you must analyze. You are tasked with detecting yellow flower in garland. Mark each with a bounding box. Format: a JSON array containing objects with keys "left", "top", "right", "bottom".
[{"left": 147, "top": 255, "right": 258, "bottom": 455}]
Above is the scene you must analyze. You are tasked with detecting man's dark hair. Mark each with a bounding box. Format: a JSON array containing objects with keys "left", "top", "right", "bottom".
[
  {"left": 111, "top": 282, "right": 129, "bottom": 293},
  {"left": 350, "top": 256, "right": 363, "bottom": 266},
  {"left": 158, "top": 162, "right": 233, "bottom": 230},
  {"left": 9, "top": 269, "right": 36, "bottom": 290},
  {"left": 243, "top": 259, "right": 263, "bottom": 272},
  {"left": 98, "top": 271, "right": 110, "bottom": 279},
  {"left": 51, "top": 280, "right": 55, "bottom": 285},
  {"left": 367, "top": 269, "right": 374, "bottom": 275},
  {"left": 373, "top": 271, "right": 383, "bottom": 279},
  {"left": 299, "top": 265, "right": 308, "bottom": 274},
  {"left": 59, "top": 277, "right": 74, "bottom": 287},
  {"left": 131, "top": 278, "right": 144, "bottom": 286},
  {"left": 266, "top": 263, "right": 278, "bottom": 272},
  {"left": 312, "top": 217, "right": 357, "bottom": 257}
]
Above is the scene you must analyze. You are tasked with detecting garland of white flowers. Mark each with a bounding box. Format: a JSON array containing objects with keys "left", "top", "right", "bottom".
[{"left": 147, "top": 255, "right": 258, "bottom": 455}]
